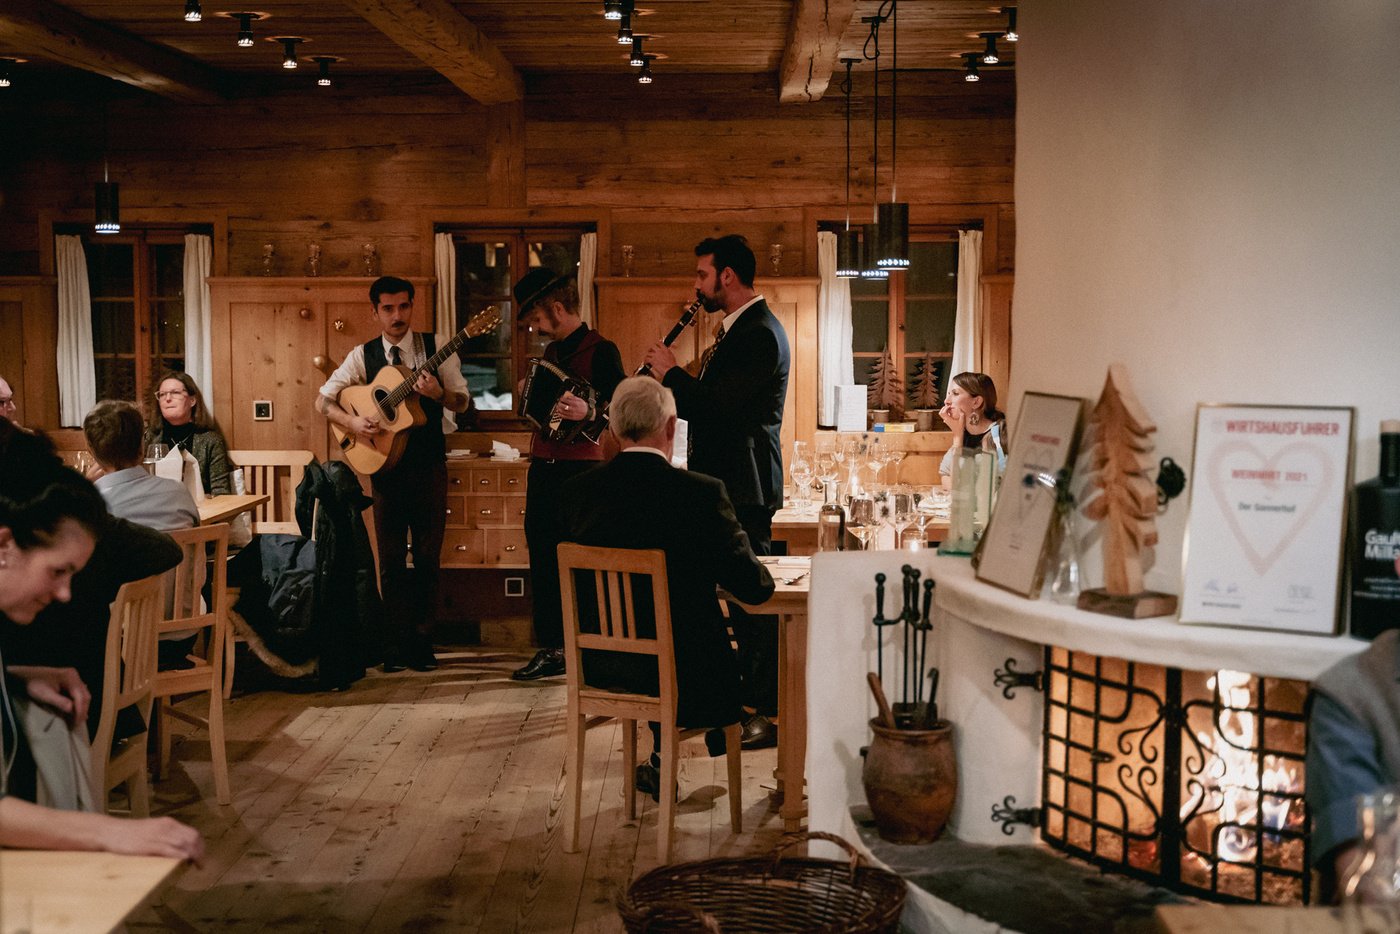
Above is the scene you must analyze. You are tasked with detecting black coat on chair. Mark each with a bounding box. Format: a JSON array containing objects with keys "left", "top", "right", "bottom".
[{"left": 559, "top": 451, "right": 774, "bottom": 728}]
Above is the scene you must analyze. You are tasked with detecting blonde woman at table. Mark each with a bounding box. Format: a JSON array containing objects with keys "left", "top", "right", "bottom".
[
  {"left": 0, "top": 420, "right": 203, "bottom": 864},
  {"left": 143, "top": 370, "right": 232, "bottom": 496}
]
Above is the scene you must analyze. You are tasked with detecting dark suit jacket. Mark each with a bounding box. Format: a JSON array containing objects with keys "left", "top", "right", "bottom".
[
  {"left": 663, "top": 298, "right": 790, "bottom": 511},
  {"left": 559, "top": 451, "right": 775, "bottom": 728}
]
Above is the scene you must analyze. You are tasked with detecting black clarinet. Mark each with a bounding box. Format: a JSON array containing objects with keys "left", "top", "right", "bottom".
[{"left": 635, "top": 298, "right": 704, "bottom": 376}]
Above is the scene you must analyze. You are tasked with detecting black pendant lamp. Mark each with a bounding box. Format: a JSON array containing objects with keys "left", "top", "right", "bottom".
[
  {"left": 836, "top": 58, "right": 860, "bottom": 278},
  {"left": 876, "top": 1, "right": 909, "bottom": 269},
  {"left": 94, "top": 101, "right": 120, "bottom": 234},
  {"left": 860, "top": 14, "right": 887, "bottom": 280}
]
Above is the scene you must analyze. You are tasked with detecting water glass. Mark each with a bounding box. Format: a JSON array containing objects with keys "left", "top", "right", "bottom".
[
  {"left": 847, "top": 493, "right": 877, "bottom": 551},
  {"left": 143, "top": 442, "right": 170, "bottom": 474}
]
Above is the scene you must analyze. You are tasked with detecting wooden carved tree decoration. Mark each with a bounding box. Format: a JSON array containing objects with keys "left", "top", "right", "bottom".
[
  {"left": 910, "top": 353, "right": 940, "bottom": 410},
  {"left": 1079, "top": 364, "right": 1163, "bottom": 601},
  {"left": 867, "top": 349, "right": 904, "bottom": 419}
]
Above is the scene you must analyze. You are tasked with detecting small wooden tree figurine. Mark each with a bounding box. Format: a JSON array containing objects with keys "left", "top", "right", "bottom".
[
  {"left": 909, "top": 353, "right": 940, "bottom": 410},
  {"left": 867, "top": 349, "right": 905, "bottom": 420},
  {"left": 1077, "top": 363, "right": 1178, "bottom": 618}
]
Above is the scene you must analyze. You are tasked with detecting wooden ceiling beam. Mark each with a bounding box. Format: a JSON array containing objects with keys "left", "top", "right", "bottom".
[
  {"left": 0, "top": 0, "right": 223, "bottom": 104},
  {"left": 343, "top": 0, "right": 524, "bottom": 105},
  {"left": 778, "top": 0, "right": 860, "bottom": 103}
]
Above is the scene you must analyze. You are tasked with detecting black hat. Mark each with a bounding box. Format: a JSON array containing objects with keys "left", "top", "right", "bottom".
[{"left": 512, "top": 268, "right": 571, "bottom": 319}]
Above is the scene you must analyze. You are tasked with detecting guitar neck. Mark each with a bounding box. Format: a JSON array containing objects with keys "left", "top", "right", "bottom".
[{"left": 385, "top": 327, "right": 471, "bottom": 408}]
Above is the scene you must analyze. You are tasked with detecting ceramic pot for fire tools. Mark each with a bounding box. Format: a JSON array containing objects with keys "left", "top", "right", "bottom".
[{"left": 862, "top": 718, "right": 957, "bottom": 844}]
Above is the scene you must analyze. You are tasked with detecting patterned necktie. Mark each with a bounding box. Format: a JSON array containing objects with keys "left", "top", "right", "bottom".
[
  {"left": 699, "top": 324, "right": 726, "bottom": 379},
  {"left": 390, "top": 345, "right": 403, "bottom": 367}
]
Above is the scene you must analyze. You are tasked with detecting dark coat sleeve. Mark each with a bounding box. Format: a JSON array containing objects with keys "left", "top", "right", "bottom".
[
  {"left": 198, "top": 430, "right": 233, "bottom": 496},
  {"left": 662, "top": 325, "right": 781, "bottom": 433},
  {"left": 696, "top": 476, "right": 775, "bottom": 606},
  {"left": 591, "top": 340, "right": 626, "bottom": 402}
]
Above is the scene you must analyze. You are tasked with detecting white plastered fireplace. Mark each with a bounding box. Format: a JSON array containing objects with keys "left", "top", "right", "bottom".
[{"left": 806, "top": 550, "right": 1366, "bottom": 932}]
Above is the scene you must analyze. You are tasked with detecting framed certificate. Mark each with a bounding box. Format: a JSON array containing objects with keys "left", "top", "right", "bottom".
[
  {"left": 1180, "top": 404, "right": 1355, "bottom": 634},
  {"left": 976, "top": 392, "right": 1086, "bottom": 597}
]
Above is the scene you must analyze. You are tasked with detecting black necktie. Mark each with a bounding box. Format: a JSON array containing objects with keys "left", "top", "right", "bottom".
[
  {"left": 699, "top": 324, "right": 726, "bottom": 379},
  {"left": 390, "top": 345, "right": 403, "bottom": 367}
]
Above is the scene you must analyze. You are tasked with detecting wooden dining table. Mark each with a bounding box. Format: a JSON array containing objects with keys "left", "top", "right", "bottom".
[
  {"left": 197, "top": 492, "right": 270, "bottom": 526},
  {"left": 724, "top": 556, "right": 812, "bottom": 832},
  {"left": 772, "top": 506, "right": 949, "bottom": 556},
  {"left": 0, "top": 850, "right": 183, "bottom": 933}
]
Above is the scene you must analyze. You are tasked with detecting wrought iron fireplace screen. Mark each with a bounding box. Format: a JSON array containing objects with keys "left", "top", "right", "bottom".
[{"left": 1038, "top": 646, "right": 1312, "bottom": 905}]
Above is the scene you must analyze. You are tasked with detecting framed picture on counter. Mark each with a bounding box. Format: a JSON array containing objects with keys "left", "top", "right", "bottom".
[
  {"left": 1180, "top": 403, "right": 1354, "bottom": 634},
  {"left": 976, "top": 392, "right": 1086, "bottom": 597}
]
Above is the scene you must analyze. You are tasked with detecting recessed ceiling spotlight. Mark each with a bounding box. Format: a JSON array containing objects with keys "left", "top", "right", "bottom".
[
  {"left": 216, "top": 12, "right": 270, "bottom": 48},
  {"left": 979, "top": 32, "right": 1002, "bottom": 65},
  {"left": 1001, "top": 7, "right": 1018, "bottom": 42},
  {"left": 269, "top": 35, "right": 306, "bottom": 69},
  {"left": 638, "top": 55, "right": 654, "bottom": 84},
  {"left": 184, "top": 0, "right": 203, "bottom": 22},
  {"left": 311, "top": 56, "right": 342, "bottom": 87},
  {"left": 603, "top": 0, "right": 624, "bottom": 20},
  {"left": 962, "top": 52, "right": 981, "bottom": 82}
]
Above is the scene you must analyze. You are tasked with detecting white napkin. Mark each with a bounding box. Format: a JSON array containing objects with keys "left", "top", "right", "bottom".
[
  {"left": 762, "top": 556, "right": 811, "bottom": 568},
  {"left": 491, "top": 440, "right": 522, "bottom": 461},
  {"left": 155, "top": 447, "right": 205, "bottom": 503}
]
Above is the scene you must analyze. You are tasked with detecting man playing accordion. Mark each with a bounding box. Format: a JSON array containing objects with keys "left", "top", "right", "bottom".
[{"left": 511, "top": 269, "right": 625, "bottom": 681}]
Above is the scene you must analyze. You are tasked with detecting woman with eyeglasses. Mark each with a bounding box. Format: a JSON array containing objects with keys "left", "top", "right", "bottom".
[
  {"left": 0, "top": 419, "right": 203, "bottom": 862},
  {"left": 143, "top": 371, "right": 232, "bottom": 496}
]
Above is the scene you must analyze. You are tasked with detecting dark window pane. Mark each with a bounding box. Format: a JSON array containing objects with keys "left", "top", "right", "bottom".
[
  {"left": 94, "top": 357, "right": 136, "bottom": 402},
  {"left": 153, "top": 298, "right": 184, "bottom": 357},
  {"left": 92, "top": 300, "right": 135, "bottom": 354},
  {"left": 462, "top": 358, "right": 515, "bottom": 410},
  {"left": 529, "top": 240, "right": 580, "bottom": 277},
  {"left": 86, "top": 242, "right": 135, "bottom": 298},
  {"left": 151, "top": 244, "right": 185, "bottom": 298},
  {"left": 460, "top": 299, "right": 511, "bottom": 355},
  {"left": 904, "top": 298, "right": 957, "bottom": 354},
  {"left": 455, "top": 241, "right": 512, "bottom": 306},
  {"left": 907, "top": 241, "right": 958, "bottom": 295},
  {"left": 851, "top": 301, "right": 888, "bottom": 353}
]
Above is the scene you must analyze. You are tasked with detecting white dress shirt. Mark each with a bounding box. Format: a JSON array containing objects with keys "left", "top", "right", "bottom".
[{"left": 318, "top": 332, "right": 470, "bottom": 404}]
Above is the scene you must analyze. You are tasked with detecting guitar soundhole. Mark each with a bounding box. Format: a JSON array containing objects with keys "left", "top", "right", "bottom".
[{"left": 372, "top": 388, "right": 394, "bottom": 422}]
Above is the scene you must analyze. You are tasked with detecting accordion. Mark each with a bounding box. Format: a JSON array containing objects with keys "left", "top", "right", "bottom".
[{"left": 518, "top": 357, "right": 604, "bottom": 444}]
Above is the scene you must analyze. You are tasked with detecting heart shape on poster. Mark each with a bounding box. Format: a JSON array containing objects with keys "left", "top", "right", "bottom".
[{"left": 1206, "top": 440, "right": 1333, "bottom": 577}]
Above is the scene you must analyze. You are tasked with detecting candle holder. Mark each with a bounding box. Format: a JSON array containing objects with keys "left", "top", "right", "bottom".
[
  {"left": 621, "top": 244, "right": 635, "bottom": 278},
  {"left": 261, "top": 243, "right": 276, "bottom": 277},
  {"left": 769, "top": 242, "right": 783, "bottom": 277},
  {"left": 306, "top": 242, "right": 321, "bottom": 277}
]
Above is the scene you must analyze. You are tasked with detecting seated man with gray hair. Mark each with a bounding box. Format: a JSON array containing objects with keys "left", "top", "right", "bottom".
[{"left": 559, "top": 376, "right": 774, "bottom": 799}]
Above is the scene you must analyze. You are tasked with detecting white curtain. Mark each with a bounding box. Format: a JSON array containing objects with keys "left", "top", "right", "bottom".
[
  {"left": 950, "top": 229, "right": 984, "bottom": 377},
  {"left": 577, "top": 232, "right": 597, "bottom": 327},
  {"left": 55, "top": 235, "right": 96, "bottom": 427},
  {"left": 433, "top": 231, "right": 459, "bottom": 432},
  {"left": 183, "top": 234, "right": 215, "bottom": 416},
  {"left": 816, "top": 231, "right": 854, "bottom": 426}
]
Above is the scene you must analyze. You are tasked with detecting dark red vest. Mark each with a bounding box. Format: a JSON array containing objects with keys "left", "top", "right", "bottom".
[{"left": 531, "top": 328, "right": 607, "bottom": 462}]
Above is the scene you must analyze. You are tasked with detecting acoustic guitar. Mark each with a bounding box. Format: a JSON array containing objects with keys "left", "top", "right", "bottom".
[{"left": 333, "top": 306, "right": 501, "bottom": 475}]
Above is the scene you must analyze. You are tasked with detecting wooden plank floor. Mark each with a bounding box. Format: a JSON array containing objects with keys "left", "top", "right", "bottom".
[{"left": 132, "top": 648, "right": 789, "bottom": 933}]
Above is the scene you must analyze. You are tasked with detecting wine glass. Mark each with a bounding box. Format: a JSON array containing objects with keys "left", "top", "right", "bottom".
[
  {"left": 890, "top": 485, "right": 917, "bottom": 548},
  {"left": 815, "top": 444, "right": 839, "bottom": 504},
  {"left": 846, "top": 493, "right": 877, "bottom": 551},
  {"left": 789, "top": 458, "right": 814, "bottom": 514},
  {"left": 143, "top": 442, "right": 169, "bottom": 474},
  {"left": 865, "top": 438, "right": 885, "bottom": 487}
]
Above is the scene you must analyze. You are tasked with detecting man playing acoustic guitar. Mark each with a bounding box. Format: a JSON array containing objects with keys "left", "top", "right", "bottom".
[{"left": 316, "top": 275, "right": 471, "bottom": 672}]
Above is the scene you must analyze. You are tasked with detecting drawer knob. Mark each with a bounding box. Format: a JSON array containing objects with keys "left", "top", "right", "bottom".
[
  {"left": 480, "top": 509, "right": 492, "bottom": 515},
  {"left": 445, "top": 509, "right": 453, "bottom": 515},
  {"left": 450, "top": 478, "right": 461, "bottom": 485},
  {"left": 479, "top": 478, "right": 489, "bottom": 485},
  {"left": 455, "top": 544, "right": 468, "bottom": 552},
  {"left": 504, "top": 545, "right": 517, "bottom": 552},
  {"left": 507, "top": 478, "right": 519, "bottom": 485}
]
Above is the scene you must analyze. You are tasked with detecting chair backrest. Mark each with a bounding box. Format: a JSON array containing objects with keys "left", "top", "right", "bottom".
[
  {"left": 227, "top": 449, "right": 314, "bottom": 534},
  {"left": 161, "top": 523, "right": 230, "bottom": 674},
  {"left": 557, "top": 542, "right": 677, "bottom": 714},
  {"left": 90, "top": 574, "right": 163, "bottom": 757}
]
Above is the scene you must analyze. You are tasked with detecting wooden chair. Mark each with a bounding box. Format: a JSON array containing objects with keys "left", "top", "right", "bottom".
[
  {"left": 224, "top": 450, "right": 314, "bottom": 696},
  {"left": 89, "top": 574, "right": 163, "bottom": 817},
  {"left": 558, "top": 542, "right": 743, "bottom": 862},
  {"left": 152, "top": 523, "right": 231, "bottom": 806},
  {"left": 227, "top": 449, "right": 314, "bottom": 535}
]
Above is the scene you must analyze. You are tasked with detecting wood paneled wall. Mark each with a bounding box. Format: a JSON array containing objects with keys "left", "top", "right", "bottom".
[{"left": 0, "top": 69, "right": 1015, "bottom": 436}]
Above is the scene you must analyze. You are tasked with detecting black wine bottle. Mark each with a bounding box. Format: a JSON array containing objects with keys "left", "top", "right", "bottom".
[{"left": 1349, "top": 419, "right": 1400, "bottom": 639}]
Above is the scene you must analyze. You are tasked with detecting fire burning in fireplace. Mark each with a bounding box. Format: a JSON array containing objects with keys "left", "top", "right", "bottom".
[{"left": 1040, "top": 649, "right": 1312, "bottom": 904}]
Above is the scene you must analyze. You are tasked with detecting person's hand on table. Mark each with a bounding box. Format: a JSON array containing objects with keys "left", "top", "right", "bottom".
[{"left": 101, "top": 816, "right": 205, "bottom": 866}]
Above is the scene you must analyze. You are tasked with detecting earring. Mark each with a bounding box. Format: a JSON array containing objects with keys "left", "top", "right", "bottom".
[{"left": 969, "top": 411, "right": 981, "bottom": 427}]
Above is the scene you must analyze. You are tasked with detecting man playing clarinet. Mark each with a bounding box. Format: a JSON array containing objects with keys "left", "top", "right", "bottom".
[{"left": 511, "top": 269, "right": 625, "bottom": 681}]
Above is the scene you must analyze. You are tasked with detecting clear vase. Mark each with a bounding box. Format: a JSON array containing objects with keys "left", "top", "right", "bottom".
[
  {"left": 1340, "top": 788, "right": 1400, "bottom": 905},
  {"left": 1047, "top": 501, "right": 1082, "bottom": 604}
]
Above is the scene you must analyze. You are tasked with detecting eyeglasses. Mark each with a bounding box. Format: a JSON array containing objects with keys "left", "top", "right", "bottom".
[{"left": 154, "top": 390, "right": 188, "bottom": 401}]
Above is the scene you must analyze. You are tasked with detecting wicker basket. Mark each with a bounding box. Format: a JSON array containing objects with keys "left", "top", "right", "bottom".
[{"left": 617, "top": 832, "right": 906, "bottom": 933}]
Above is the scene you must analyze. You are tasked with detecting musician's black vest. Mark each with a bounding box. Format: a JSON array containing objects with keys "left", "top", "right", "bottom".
[
  {"left": 531, "top": 326, "right": 607, "bottom": 462},
  {"left": 363, "top": 333, "right": 446, "bottom": 472}
]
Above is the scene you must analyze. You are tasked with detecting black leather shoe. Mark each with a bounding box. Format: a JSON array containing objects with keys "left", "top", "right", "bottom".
[
  {"left": 634, "top": 763, "right": 662, "bottom": 803},
  {"left": 381, "top": 659, "right": 408, "bottom": 674},
  {"left": 740, "top": 714, "right": 778, "bottom": 751},
  {"left": 511, "top": 648, "right": 565, "bottom": 681},
  {"left": 408, "top": 649, "right": 439, "bottom": 672}
]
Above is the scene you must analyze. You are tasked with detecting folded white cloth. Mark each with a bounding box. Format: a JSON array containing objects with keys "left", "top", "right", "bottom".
[
  {"left": 762, "top": 556, "right": 811, "bottom": 568},
  {"left": 491, "top": 440, "right": 522, "bottom": 461}
]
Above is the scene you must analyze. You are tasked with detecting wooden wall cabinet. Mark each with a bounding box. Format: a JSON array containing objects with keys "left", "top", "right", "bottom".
[{"left": 207, "top": 276, "right": 434, "bottom": 459}]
